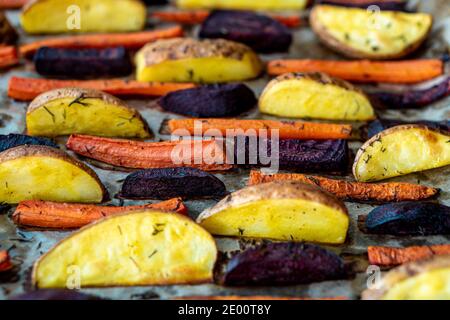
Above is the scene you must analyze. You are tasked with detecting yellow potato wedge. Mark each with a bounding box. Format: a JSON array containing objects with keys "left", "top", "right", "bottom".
[
  {"left": 0, "top": 145, "right": 107, "bottom": 204},
  {"left": 353, "top": 125, "right": 450, "bottom": 182},
  {"left": 135, "top": 38, "right": 263, "bottom": 83},
  {"left": 310, "top": 5, "right": 432, "bottom": 59},
  {"left": 32, "top": 211, "right": 217, "bottom": 288},
  {"left": 197, "top": 181, "right": 349, "bottom": 244},
  {"left": 176, "top": 0, "right": 309, "bottom": 10},
  {"left": 259, "top": 72, "right": 375, "bottom": 120},
  {"left": 26, "top": 88, "right": 150, "bottom": 138},
  {"left": 21, "top": 0, "right": 146, "bottom": 34},
  {"left": 362, "top": 255, "right": 450, "bottom": 300}
]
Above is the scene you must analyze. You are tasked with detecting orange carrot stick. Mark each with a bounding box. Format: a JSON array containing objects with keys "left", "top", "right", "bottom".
[
  {"left": 12, "top": 198, "right": 188, "bottom": 229},
  {"left": 8, "top": 76, "right": 195, "bottom": 101},
  {"left": 368, "top": 245, "right": 450, "bottom": 267},
  {"left": 248, "top": 170, "right": 439, "bottom": 202},
  {"left": 0, "top": 46, "right": 19, "bottom": 68},
  {"left": 0, "top": 250, "right": 12, "bottom": 272},
  {"left": 152, "top": 10, "right": 302, "bottom": 28},
  {"left": 0, "top": 0, "right": 26, "bottom": 9},
  {"left": 66, "top": 134, "right": 233, "bottom": 171},
  {"left": 168, "top": 119, "right": 352, "bottom": 140},
  {"left": 267, "top": 59, "right": 444, "bottom": 84},
  {"left": 19, "top": 26, "right": 184, "bottom": 57}
]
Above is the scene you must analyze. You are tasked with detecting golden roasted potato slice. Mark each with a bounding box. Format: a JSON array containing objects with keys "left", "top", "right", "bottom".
[
  {"left": 353, "top": 125, "right": 450, "bottom": 182},
  {"left": 21, "top": 0, "right": 146, "bottom": 34},
  {"left": 33, "top": 211, "right": 217, "bottom": 288},
  {"left": 362, "top": 256, "right": 450, "bottom": 300},
  {"left": 310, "top": 5, "right": 432, "bottom": 59},
  {"left": 26, "top": 88, "right": 150, "bottom": 138},
  {"left": 135, "top": 38, "right": 263, "bottom": 83},
  {"left": 197, "top": 181, "right": 349, "bottom": 244},
  {"left": 0, "top": 145, "right": 107, "bottom": 204},
  {"left": 176, "top": 0, "right": 309, "bottom": 10},
  {"left": 259, "top": 72, "right": 375, "bottom": 120}
]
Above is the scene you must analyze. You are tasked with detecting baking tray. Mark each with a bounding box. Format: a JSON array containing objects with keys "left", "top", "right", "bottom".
[{"left": 0, "top": 0, "right": 449, "bottom": 300}]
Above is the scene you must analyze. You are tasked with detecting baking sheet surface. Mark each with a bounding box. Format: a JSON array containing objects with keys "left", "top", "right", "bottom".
[{"left": 0, "top": 0, "right": 449, "bottom": 300}]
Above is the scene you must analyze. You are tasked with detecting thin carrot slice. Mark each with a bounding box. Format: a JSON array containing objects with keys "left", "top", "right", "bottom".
[
  {"left": 19, "top": 26, "right": 184, "bottom": 57},
  {"left": 0, "top": 46, "right": 19, "bottom": 68},
  {"left": 66, "top": 134, "right": 233, "bottom": 171},
  {"left": 368, "top": 245, "right": 450, "bottom": 267},
  {"left": 168, "top": 119, "right": 352, "bottom": 140},
  {"left": 8, "top": 76, "right": 195, "bottom": 101},
  {"left": 13, "top": 198, "right": 188, "bottom": 229},
  {"left": 267, "top": 59, "right": 444, "bottom": 84},
  {"left": 248, "top": 170, "right": 439, "bottom": 202}
]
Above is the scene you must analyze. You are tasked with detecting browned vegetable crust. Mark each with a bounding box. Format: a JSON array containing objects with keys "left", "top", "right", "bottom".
[
  {"left": 368, "top": 245, "right": 450, "bottom": 267},
  {"left": 0, "top": 11, "right": 17, "bottom": 45},
  {"left": 0, "top": 145, "right": 108, "bottom": 201}
]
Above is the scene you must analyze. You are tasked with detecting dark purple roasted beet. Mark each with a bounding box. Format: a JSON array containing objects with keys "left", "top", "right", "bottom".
[
  {"left": 365, "top": 202, "right": 450, "bottom": 236},
  {"left": 118, "top": 167, "right": 227, "bottom": 200},
  {"left": 159, "top": 84, "right": 256, "bottom": 117},
  {"left": 223, "top": 242, "right": 345, "bottom": 286},
  {"left": 0, "top": 134, "right": 58, "bottom": 153},
  {"left": 34, "top": 46, "right": 132, "bottom": 79},
  {"left": 199, "top": 10, "right": 292, "bottom": 53},
  {"left": 367, "top": 119, "right": 450, "bottom": 139},
  {"left": 10, "top": 289, "right": 102, "bottom": 300},
  {"left": 234, "top": 137, "right": 348, "bottom": 173},
  {"left": 315, "top": 0, "right": 409, "bottom": 11},
  {"left": 369, "top": 77, "right": 449, "bottom": 109}
]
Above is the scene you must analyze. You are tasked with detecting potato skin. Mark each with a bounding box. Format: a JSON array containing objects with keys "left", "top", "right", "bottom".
[
  {"left": 222, "top": 242, "right": 345, "bottom": 286},
  {"left": 366, "top": 119, "right": 450, "bottom": 139},
  {"left": 0, "top": 134, "right": 58, "bottom": 153},
  {"left": 159, "top": 83, "right": 256, "bottom": 117},
  {"left": 118, "top": 167, "right": 227, "bottom": 200},
  {"left": 364, "top": 202, "right": 450, "bottom": 236},
  {"left": 199, "top": 10, "right": 292, "bottom": 53},
  {"left": 34, "top": 47, "right": 132, "bottom": 79}
]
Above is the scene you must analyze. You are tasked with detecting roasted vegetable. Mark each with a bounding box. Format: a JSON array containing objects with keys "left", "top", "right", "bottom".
[
  {"left": 0, "top": 11, "right": 17, "bottom": 45},
  {"left": 362, "top": 202, "right": 450, "bottom": 236},
  {"left": 66, "top": 134, "right": 232, "bottom": 171},
  {"left": 353, "top": 125, "right": 450, "bottom": 182},
  {"left": 259, "top": 72, "right": 375, "bottom": 120},
  {"left": 21, "top": 0, "right": 146, "bottom": 34},
  {"left": 34, "top": 47, "right": 132, "bottom": 79},
  {"left": 26, "top": 88, "right": 150, "bottom": 138},
  {"left": 0, "top": 0, "right": 27, "bottom": 9},
  {"left": 248, "top": 170, "right": 439, "bottom": 202},
  {"left": 199, "top": 10, "right": 292, "bottom": 53},
  {"left": 33, "top": 211, "right": 217, "bottom": 288},
  {"left": 366, "top": 119, "right": 450, "bottom": 139},
  {"left": 369, "top": 77, "right": 450, "bottom": 109},
  {"left": 316, "top": 0, "right": 408, "bottom": 11},
  {"left": 159, "top": 84, "right": 256, "bottom": 117},
  {"left": 20, "top": 26, "right": 184, "bottom": 57},
  {"left": 0, "top": 250, "right": 12, "bottom": 272},
  {"left": 197, "top": 181, "right": 349, "bottom": 244},
  {"left": 0, "top": 45, "right": 18, "bottom": 69},
  {"left": 118, "top": 167, "right": 227, "bottom": 200},
  {"left": 8, "top": 76, "right": 195, "bottom": 101},
  {"left": 167, "top": 118, "right": 352, "bottom": 140},
  {"left": 12, "top": 198, "right": 188, "bottom": 229},
  {"left": 0, "top": 133, "right": 58, "bottom": 152},
  {"left": 222, "top": 242, "right": 345, "bottom": 286},
  {"left": 368, "top": 244, "right": 450, "bottom": 267},
  {"left": 179, "top": 296, "right": 347, "bottom": 300},
  {"left": 362, "top": 256, "right": 450, "bottom": 300},
  {"left": 310, "top": 5, "right": 432, "bottom": 59},
  {"left": 0, "top": 145, "right": 107, "bottom": 204},
  {"left": 267, "top": 59, "right": 444, "bottom": 84},
  {"left": 10, "top": 289, "right": 101, "bottom": 300},
  {"left": 135, "top": 38, "right": 263, "bottom": 83},
  {"left": 176, "top": 0, "right": 309, "bottom": 10}
]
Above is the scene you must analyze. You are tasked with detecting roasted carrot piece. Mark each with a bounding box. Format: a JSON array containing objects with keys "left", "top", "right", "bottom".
[
  {"left": 12, "top": 198, "right": 188, "bottom": 229},
  {"left": 8, "top": 76, "right": 195, "bottom": 101},
  {"left": 368, "top": 245, "right": 450, "bottom": 267},
  {"left": 152, "top": 10, "right": 302, "bottom": 28},
  {"left": 0, "top": 0, "right": 26, "bottom": 9},
  {"left": 0, "top": 250, "right": 12, "bottom": 272},
  {"left": 248, "top": 170, "right": 439, "bottom": 202},
  {"left": 66, "top": 134, "right": 233, "bottom": 171},
  {"left": 0, "top": 46, "right": 19, "bottom": 68},
  {"left": 267, "top": 59, "right": 444, "bottom": 84},
  {"left": 19, "top": 26, "right": 184, "bottom": 57},
  {"left": 168, "top": 119, "right": 352, "bottom": 140}
]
